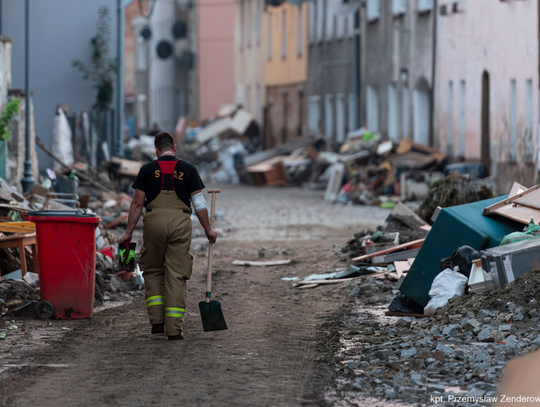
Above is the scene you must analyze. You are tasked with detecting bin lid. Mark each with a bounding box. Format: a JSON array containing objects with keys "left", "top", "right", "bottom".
[{"left": 27, "top": 210, "right": 101, "bottom": 224}]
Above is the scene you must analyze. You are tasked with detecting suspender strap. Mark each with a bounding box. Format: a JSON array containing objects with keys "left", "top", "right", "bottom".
[{"left": 156, "top": 159, "right": 181, "bottom": 190}]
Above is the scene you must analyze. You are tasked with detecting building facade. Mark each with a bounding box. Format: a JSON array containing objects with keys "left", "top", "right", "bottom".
[
  {"left": 264, "top": 1, "right": 308, "bottom": 148},
  {"left": 306, "top": 0, "right": 357, "bottom": 147},
  {"left": 1, "top": 0, "right": 118, "bottom": 169},
  {"left": 235, "top": 0, "right": 266, "bottom": 126},
  {"left": 360, "top": 0, "right": 435, "bottom": 145},
  {"left": 198, "top": 0, "right": 236, "bottom": 119},
  {"left": 434, "top": 0, "right": 539, "bottom": 190}
]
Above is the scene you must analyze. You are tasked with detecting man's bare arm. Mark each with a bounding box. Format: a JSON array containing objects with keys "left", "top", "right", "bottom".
[{"left": 119, "top": 189, "right": 146, "bottom": 243}]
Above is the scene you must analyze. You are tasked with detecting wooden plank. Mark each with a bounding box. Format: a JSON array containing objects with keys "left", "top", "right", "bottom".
[
  {"left": 18, "top": 240, "right": 27, "bottom": 278},
  {"left": 352, "top": 239, "right": 425, "bottom": 262},
  {"left": 295, "top": 271, "right": 386, "bottom": 286},
  {"left": 0, "top": 233, "right": 35, "bottom": 243},
  {"left": 420, "top": 225, "right": 432, "bottom": 232},
  {"left": 298, "top": 284, "right": 319, "bottom": 289},
  {"left": 483, "top": 185, "right": 539, "bottom": 216},
  {"left": 513, "top": 189, "right": 540, "bottom": 210},
  {"left": 394, "top": 261, "right": 410, "bottom": 275},
  {"left": 491, "top": 204, "right": 540, "bottom": 226},
  {"left": 407, "top": 258, "right": 415, "bottom": 266},
  {"left": 233, "top": 259, "right": 292, "bottom": 266}
]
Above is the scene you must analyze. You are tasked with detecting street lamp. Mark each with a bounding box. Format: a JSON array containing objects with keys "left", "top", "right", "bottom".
[{"left": 21, "top": 0, "right": 35, "bottom": 192}]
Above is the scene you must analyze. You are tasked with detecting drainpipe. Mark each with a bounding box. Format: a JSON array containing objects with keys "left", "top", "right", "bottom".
[
  {"left": 21, "top": 0, "right": 35, "bottom": 192},
  {"left": 115, "top": 0, "right": 127, "bottom": 158},
  {"left": 353, "top": 8, "right": 360, "bottom": 130},
  {"left": 430, "top": 0, "right": 438, "bottom": 147}
]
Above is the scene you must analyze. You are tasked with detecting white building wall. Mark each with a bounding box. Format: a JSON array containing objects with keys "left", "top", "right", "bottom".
[{"left": 434, "top": 0, "right": 538, "bottom": 187}]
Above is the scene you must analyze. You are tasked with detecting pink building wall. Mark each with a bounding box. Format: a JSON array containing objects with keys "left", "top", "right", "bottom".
[
  {"left": 434, "top": 0, "right": 538, "bottom": 190},
  {"left": 198, "top": 0, "right": 236, "bottom": 119}
]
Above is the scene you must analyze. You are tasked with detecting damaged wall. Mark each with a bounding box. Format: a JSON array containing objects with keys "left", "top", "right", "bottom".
[{"left": 434, "top": 0, "right": 539, "bottom": 190}]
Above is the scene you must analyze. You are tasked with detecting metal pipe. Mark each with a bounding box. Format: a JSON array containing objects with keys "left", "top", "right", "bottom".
[
  {"left": 115, "top": 0, "right": 125, "bottom": 158},
  {"left": 353, "top": 8, "right": 360, "bottom": 130},
  {"left": 21, "top": 0, "right": 35, "bottom": 192}
]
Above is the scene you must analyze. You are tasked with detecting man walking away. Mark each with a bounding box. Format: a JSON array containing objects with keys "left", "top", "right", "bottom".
[{"left": 120, "top": 132, "right": 217, "bottom": 340}]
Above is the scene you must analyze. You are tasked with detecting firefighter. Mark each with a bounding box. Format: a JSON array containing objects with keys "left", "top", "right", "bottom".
[{"left": 120, "top": 132, "right": 217, "bottom": 340}]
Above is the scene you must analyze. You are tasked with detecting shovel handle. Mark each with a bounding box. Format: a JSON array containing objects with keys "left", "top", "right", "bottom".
[{"left": 206, "top": 189, "right": 220, "bottom": 303}]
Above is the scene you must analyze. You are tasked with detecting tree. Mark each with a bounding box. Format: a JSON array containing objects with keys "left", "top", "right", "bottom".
[
  {"left": 72, "top": 7, "right": 117, "bottom": 111},
  {"left": 0, "top": 99, "right": 20, "bottom": 142}
]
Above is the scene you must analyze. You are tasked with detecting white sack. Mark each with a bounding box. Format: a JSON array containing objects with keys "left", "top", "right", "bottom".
[
  {"left": 424, "top": 267, "right": 468, "bottom": 316},
  {"left": 52, "top": 108, "right": 74, "bottom": 171}
]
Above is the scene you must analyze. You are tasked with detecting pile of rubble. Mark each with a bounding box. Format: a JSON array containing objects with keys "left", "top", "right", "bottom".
[{"left": 330, "top": 271, "right": 540, "bottom": 404}]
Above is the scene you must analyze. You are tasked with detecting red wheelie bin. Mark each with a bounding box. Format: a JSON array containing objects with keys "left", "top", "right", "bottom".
[{"left": 26, "top": 210, "right": 101, "bottom": 319}]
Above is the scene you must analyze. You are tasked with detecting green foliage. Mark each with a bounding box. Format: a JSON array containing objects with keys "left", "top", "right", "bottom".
[
  {"left": 0, "top": 99, "right": 20, "bottom": 142},
  {"left": 72, "top": 7, "right": 117, "bottom": 111}
]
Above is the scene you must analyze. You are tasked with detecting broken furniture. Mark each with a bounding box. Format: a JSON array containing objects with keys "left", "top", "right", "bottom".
[
  {"left": 399, "top": 196, "right": 523, "bottom": 308},
  {"left": 481, "top": 238, "right": 540, "bottom": 289},
  {"left": 0, "top": 233, "right": 39, "bottom": 281}
]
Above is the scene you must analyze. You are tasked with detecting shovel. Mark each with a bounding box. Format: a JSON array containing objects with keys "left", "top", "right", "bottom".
[{"left": 199, "top": 189, "right": 228, "bottom": 332}]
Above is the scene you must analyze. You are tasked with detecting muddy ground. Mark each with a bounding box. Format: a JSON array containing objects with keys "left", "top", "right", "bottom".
[{"left": 0, "top": 238, "right": 377, "bottom": 407}]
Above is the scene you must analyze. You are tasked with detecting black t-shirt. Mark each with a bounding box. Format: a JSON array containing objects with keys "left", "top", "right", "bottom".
[{"left": 132, "top": 156, "right": 205, "bottom": 209}]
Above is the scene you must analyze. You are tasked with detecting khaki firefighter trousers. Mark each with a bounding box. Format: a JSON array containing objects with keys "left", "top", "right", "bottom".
[{"left": 138, "top": 191, "right": 193, "bottom": 336}]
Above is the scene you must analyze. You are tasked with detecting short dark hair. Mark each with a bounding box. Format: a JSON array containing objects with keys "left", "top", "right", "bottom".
[{"left": 154, "top": 132, "right": 175, "bottom": 150}]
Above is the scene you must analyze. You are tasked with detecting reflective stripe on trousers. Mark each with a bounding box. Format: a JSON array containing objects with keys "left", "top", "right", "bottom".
[
  {"left": 146, "top": 295, "right": 164, "bottom": 308},
  {"left": 165, "top": 307, "right": 185, "bottom": 318}
]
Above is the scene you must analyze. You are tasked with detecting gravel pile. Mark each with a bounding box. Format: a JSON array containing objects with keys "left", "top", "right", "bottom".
[{"left": 329, "top": 274, "right": 540, "bottom": 406}]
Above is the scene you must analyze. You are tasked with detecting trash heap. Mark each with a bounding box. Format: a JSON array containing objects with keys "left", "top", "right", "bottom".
[
  {"left": 314, "top": 182, "right": 540, "bottom": 404},
  {"left": 331, "top": 270, "right": 540, "bottom": 404}
]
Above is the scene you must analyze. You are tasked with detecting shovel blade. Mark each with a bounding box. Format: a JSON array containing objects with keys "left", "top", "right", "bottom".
[{"left": 198, "top": 300, "right": 228, "bottom": 332}]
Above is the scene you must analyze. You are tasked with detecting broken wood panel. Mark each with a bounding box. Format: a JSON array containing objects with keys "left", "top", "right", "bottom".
[{"left": 352, "top": 239, "right": 425, "bottom": 262}]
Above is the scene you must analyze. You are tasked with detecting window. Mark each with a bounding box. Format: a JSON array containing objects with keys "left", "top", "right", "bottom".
[
  {"left": 336, "top": 93, "right": 345, "bottom": 143},
  {"left": 388, "top": 84, "right": 398, "bottom": 140},
  {"left": 136, "top": 37, "right": 148, "bottom": 71},
  {"left": 297, "top": 5, "right": 303, "bottom": 56},
  {"left": 256, "top": 0, "right": 262, "bottom": 44},
  {"left": 336, "top": 15, "right": 346, "bottom": 38},
  {"left": 392, "top": 0, "right": 407, "bottom": 15},
  {"left": 325, "top": 94, "right": 334, "bottom": 138},
  {"left": 447, "top": 81, "right": 454, "bottom": 154},
  {"left": 308, "top": 2, "right": 315, "bottom": 42},
  {"left": 255, "top": 85, "right": 261, "bottom": 122},
  {"left": 308, "top": 95, "right": 321, "bottom": 132},
  {"left": 366, "top": 0, "right": 380, "bottom": 21},
  {"left": 325, "top": 0, "right": 334, "bottom": 39},
  {"left": 281, "top": 10, "right": 287, "bottom": 58},
  {"left": 525, "top": 79, "right": 533, "bottom": 161},
  {"left": 345, "top": 12, "right": 354, "bottom": 37},
  {"left": 401, "top": 87, "right": 409, "bottom": 138},
  {"left": 366, "top": 86, "right": 379, "bottom": 132},
  {"left": 316, "top": 0, "right": 324, "bottom": 40},
  {"left": 246, "top": 0, "right": 252, "bottom": 47},
  {"left": 417, "top": 0, "right": 433, "bottom": 13},
  {"left": 509, "top": 79, "right": 517, "bottom": 160},
  {"left": 268, "top": 13, "right": 273, "bottom": 60},
  {"left": 459, "top": 80, "right": 467, "bottom": 156},
  {"left": 235, "top": 83, "right": 245, "bottom": 105},
  {"left": 348, "top": 93, "right": 357, "bottom": 131},
  {"left": 239, "top": 0, "right": 245, "bottom": 48},
  {"left": 245, "top": 85, "right": 251, "bottom": 112}
]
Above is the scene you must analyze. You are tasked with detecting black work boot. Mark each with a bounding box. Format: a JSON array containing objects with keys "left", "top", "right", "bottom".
[
  {"left": 151, "top": 324, "right": 165, "bottom": 334},
  {"left": 168, "top": 332, "right": 184, "bottom": 340}
]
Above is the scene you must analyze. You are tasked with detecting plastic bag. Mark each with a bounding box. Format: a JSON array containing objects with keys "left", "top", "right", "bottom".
[
  {"left": 500, "top": 219, "right": 540, "bottom": 246},
  {"left": 389, "top": 292, "right": 424, "bottom": 314},
  {"left": 440, "top": 245, "right": 481, "bottom": 279},
  {"left": 424, "top": 267, "right": 468, "bottom": 316}
]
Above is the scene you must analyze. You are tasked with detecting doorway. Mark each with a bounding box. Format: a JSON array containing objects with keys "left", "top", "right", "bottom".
[
  {"left": 413, "top": 78, "right": 431, "bottom": 146},
  {"left": 481, "top": 71, "right": 490, "bottom": 174}
]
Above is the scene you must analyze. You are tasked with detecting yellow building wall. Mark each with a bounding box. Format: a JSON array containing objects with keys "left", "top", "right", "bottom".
[{"left": 265, "top": 3, "right": 308, "bottom": 87}]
